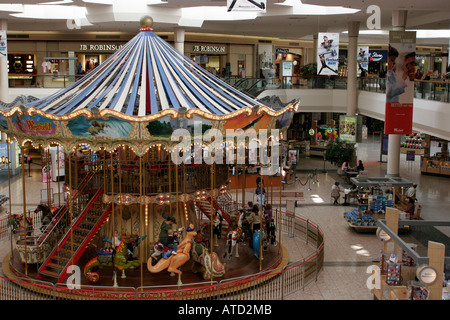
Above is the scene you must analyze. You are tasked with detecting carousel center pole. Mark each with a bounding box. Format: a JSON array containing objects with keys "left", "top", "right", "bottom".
[{"left": 139, "top": 155, "right": 144, "bottom": 289}]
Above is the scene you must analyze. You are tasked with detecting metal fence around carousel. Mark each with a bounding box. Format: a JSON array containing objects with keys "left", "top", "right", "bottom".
[{"left": 0, "top": 207, "right": 324, "bottom": 300}]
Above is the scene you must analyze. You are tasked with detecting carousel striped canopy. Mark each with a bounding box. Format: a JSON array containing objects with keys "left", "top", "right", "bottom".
[{"left": 25, "top": 26, "right": 266, "bottom": 117}]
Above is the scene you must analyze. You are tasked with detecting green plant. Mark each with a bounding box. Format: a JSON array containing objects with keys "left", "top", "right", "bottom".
[
  {"left": 300, "top": 62, "right": 317, "bottom": 77},
  {"left": 325, "top": 140, "right": 355, "bottom": 167}
]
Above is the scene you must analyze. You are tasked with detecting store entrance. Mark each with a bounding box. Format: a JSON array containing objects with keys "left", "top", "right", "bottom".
[{"left": 205, "top": 55, "right": 220, "bottom": 75}]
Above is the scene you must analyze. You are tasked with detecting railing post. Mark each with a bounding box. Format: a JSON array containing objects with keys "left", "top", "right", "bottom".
[{"left": 306, "top": 219, "right": 309, "bottom": 245}]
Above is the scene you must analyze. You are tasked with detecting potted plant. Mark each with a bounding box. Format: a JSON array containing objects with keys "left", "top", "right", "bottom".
[{"left": 325, "top": 139, "right": 356, "bottom": 168}]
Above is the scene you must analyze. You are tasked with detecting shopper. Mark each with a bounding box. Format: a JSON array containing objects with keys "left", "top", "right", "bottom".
[
  {"left": 356, "top": 160, "right": 365, "bottom": 172},
  {"left": 405, "top": 197, "right": 416, "bottom": 217},
  {"left": 406, "top": 183, "right": 417, "bottom": 201},
  {"left": 246, "top": 205, "right": 262, "bottom": 248},
  {"left": 331, "top": 181, "right": 342, "bottom": 205},
  {"left": 341, "top": 161, "right": 350, "bottom": 172},
  {"left": 256, "top": 182, "right": 266, "bottom": 206}
]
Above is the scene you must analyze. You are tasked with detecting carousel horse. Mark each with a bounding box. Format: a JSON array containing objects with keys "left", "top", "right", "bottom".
[
  {"left": 231, "top": 212, "right": 248, "bottom": 243},
  {"left": 147, "top": 224, "right": 196, "bottom": 285},
  {"left": 252, "top": 229, "right": 267, "bottom": 260},
  {"left": 84, "top": 233, "right": 143, "bottom": 285},
  {"left": 191, "top": 242, "right": 226, "bottom": 280},
  {"left": 223, "top": 228, "right": 239, "bottom": 260}
]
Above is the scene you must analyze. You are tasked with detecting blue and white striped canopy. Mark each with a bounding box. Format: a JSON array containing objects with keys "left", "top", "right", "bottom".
[{"left": 25, "top": 28, "right": 266, "bottom": 117}]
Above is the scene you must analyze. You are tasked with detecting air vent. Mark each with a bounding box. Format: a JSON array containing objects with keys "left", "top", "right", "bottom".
[
  {"left": 8, "top": 34, "right": 29, "bottom": 39},
  {"left": 258, "top": 40, "right": 272, "bottom": 43},
  {"left": 95, "top": 35, "right": 121, "bottom": 39}
]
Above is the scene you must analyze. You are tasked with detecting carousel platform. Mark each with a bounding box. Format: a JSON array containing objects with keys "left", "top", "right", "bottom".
[{"left": 4, "top": 227, "right": 288, "bottom": 299}]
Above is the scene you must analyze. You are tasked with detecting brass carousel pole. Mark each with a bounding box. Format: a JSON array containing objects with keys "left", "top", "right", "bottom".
[
  {"left": 242, "top": 146, "right": 246, "bottom": 214},
  {"left": 57, "top": 144, "right": 61, "bottom": 207},
  {"left": 110, "top": 150, "right": 115, "bottom": 248},
  {"left": 119, "top": 146, "right": 123, "bottom": 233},
  {"left": 47, "top": 148, "right": 51, "bottom": 210},
  {"left": 278, "top": 134, "right": 282, "bottom": 255},
  {"left": 235, "top": 148, "right": 238, "bottom": 217},
  {"left": 175, "top": 151, "right": 180, "bottom": 232},
  {"left": 21, "top": 146, "right": 28, "bottom": 275},
  {"left": 168, "top": 150, "right": 172, "bottom": 220},
  {"left": 259, "top": 166, "right": 263, "bottom": 272},
  {"left": 68, "top": 150, "right": 73, "bottom": 272},
  {"left": 210, "top": 160, "right": 214, "bottom": 283},
  {"left": 7, "top": 138, "right": 13, "bottom": 257},
  {"left": 139, "top": 155, "right": 144, "bottom": 289}
]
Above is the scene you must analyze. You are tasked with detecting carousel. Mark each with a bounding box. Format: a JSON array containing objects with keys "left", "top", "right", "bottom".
[{"left": 0, "top": 16, "right": 298, "bottom": 298}]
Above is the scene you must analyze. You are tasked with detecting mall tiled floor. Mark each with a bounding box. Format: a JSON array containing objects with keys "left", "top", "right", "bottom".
[{"left": 0, "top": 135, "right": 449, "bottom": 300}]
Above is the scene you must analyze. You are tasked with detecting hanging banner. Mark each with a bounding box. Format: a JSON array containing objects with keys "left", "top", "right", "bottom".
[
  {"left": 357, "top": 46, "right": 369, "bottom": 75},
  {"left": 317, "top": 32, "right": 339, "bottom": 76},
  {"left": 339, "top": 115, "right": 357, "bottom": 143},
  {"left": 384, "top": 31, "right": 416, "bottom": 134},
  {"left": 0, "top": 30, "right": 7, "bottom": 57}
]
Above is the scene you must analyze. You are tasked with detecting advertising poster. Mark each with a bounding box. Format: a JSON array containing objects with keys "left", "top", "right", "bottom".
[
  {"left": 0, "top": 30, "right": 7, "bottom": 57},
  {"left": 357, "top": 46, "right": 369, "bottom": 75},
  {"left": 339, "top": 115, "right": 357, "bottom": 143},
  {"left": 384, "top": 31, "right": 416, "bottom": 134},
  {"left": 317, "top": 32, "right": 339, "bottom": 76}
]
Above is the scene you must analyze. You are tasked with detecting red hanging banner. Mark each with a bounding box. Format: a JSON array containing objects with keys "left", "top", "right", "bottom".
[{"left": 384, "top": 31, "right": 416, "bottom": 134}]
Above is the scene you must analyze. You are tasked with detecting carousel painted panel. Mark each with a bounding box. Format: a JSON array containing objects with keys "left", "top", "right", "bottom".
[
  {"left": 12, "top": 112, "right": 58, "bottom": 137},
  {"left": 142, "top": 114, "right": 219, "bottom": 149},
  {"left": 0, "top": 112, "right": 8, "bottom": 132},
  {"left": 64, "top": 115, "right": 136, "bottom": 140}
]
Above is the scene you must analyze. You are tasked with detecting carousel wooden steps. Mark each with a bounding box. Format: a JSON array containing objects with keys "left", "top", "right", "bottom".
[
  {"left": 195, "top": 197, "right": 232, "bottom": 225},
  {"left": 39, "top": 269, "right": 60, "bottom": 279},
  {"left": 37, "top": 188, "right": 111, "bottom": 283}
]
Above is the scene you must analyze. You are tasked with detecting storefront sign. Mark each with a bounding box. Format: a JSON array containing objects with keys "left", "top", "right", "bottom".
[
  {"left": 79, "top": 44, "right": 124, "bottom": 51},
  {"left": 276, "top": 48, "right": 290, "bottom": 54},
  {"left": 369, "top": 50, "right": 388, "bottom": 62},
  {"left": 384, "top": 31, "right": 416, "bottom": 134},
  {"left": 317, "top": 32, "right": 339, "bottom": 76},
  {"left": 193, "top": 45, "right": 226, "bottom": 54}
]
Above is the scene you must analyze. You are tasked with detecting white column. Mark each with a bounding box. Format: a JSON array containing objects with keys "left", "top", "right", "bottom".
[
  {"left": 386, "top": 10, "right": 407, "bottom": 177},
  {"left": 347, "top": 21, "right": 359, "bottom": 116},
  {"left": 0, "top": 19, "right": 8, "bottom": 103},
  {"left": 174, "top": 27, "right": 185, "bottom": 55},
  {"left": 312, "top": 34, "right": 318, "bottom": 64}
]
